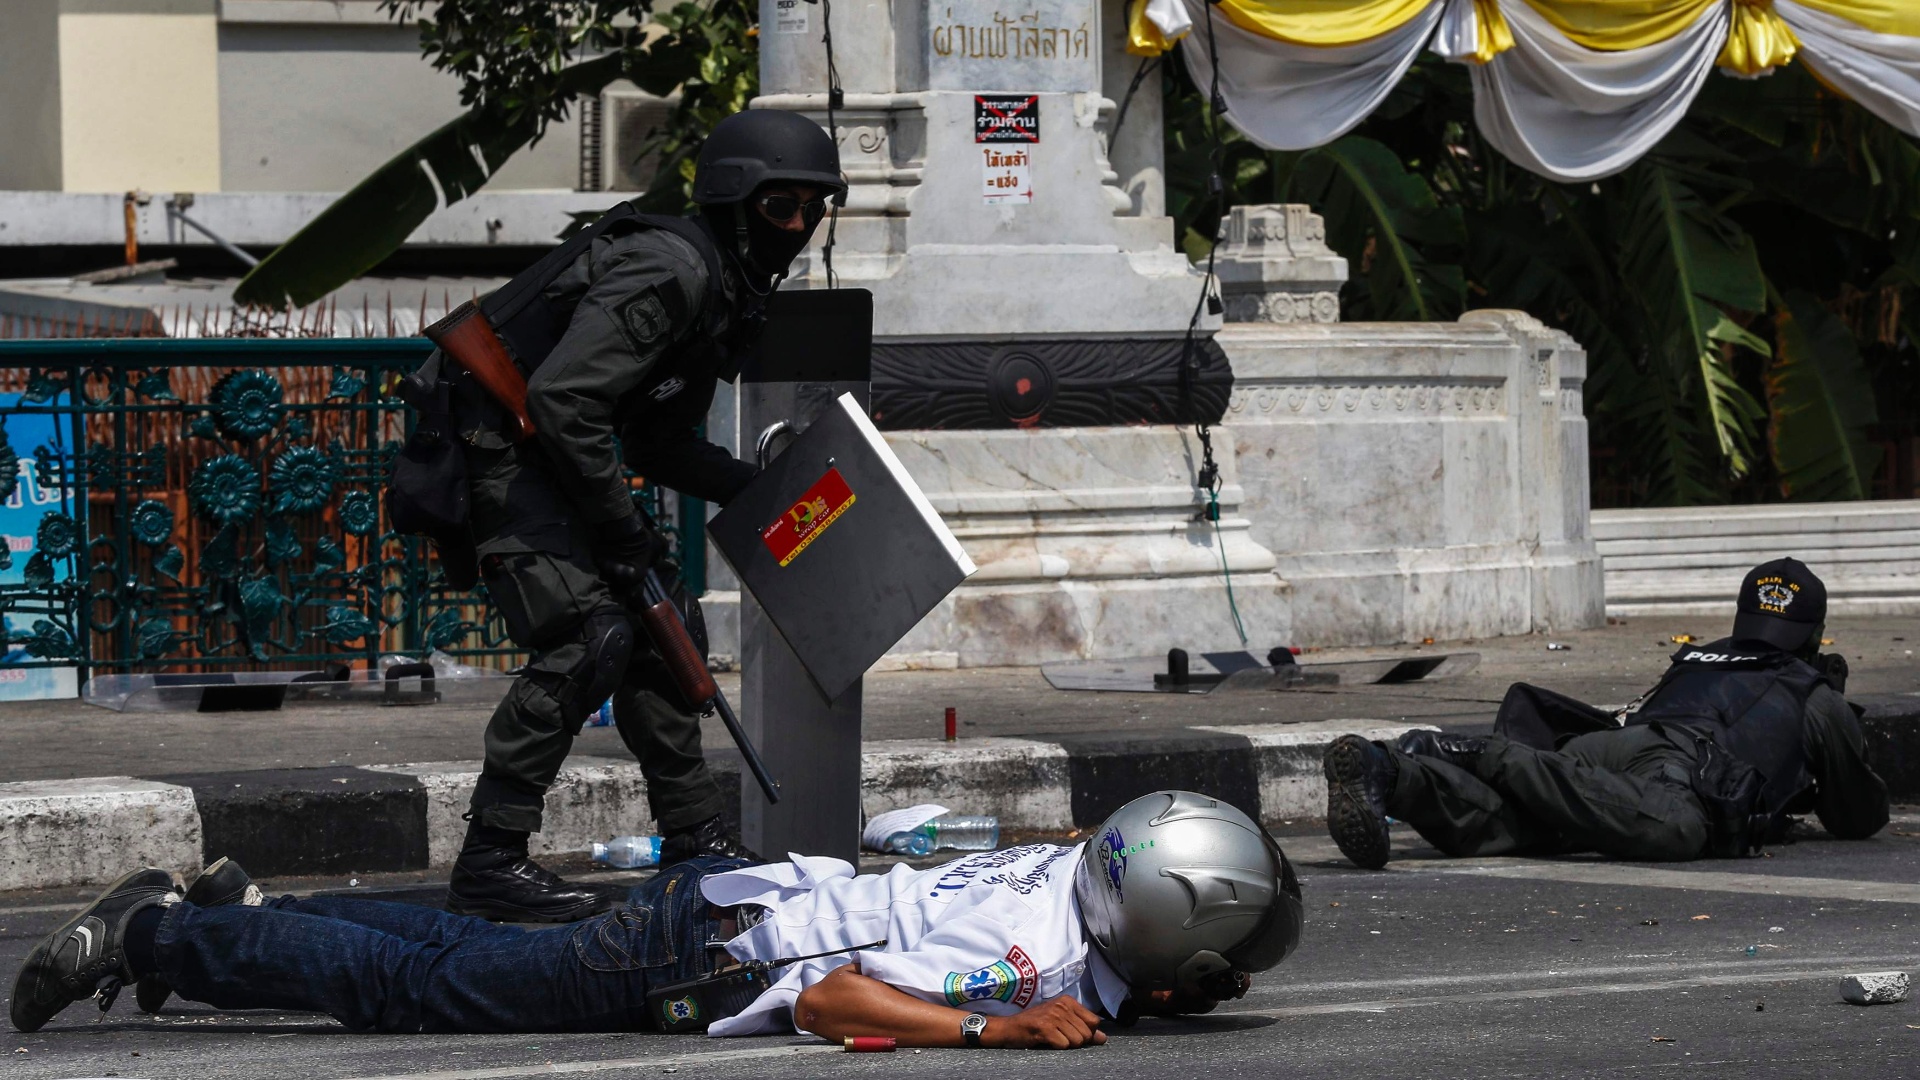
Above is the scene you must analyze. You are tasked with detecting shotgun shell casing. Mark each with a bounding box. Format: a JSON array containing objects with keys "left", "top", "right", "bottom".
[{"left": 843, "top": 1036, "right": 897, "bottom": 1052}]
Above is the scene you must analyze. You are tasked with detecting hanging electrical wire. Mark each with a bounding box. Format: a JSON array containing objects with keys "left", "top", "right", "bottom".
[
  {"left": 815, "top": 0, "right": 845, "bottom": 289},
  {"left": 1176, "top": 0, "right": 1247, "bottom": 646}
]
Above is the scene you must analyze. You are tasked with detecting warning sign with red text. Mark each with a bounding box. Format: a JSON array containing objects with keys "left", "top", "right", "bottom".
[
  {"left": 760, "top": 467, "right": 857, "bottom": 567},
  {"left": 981, "top": 146, "right": 1033, "bottom": 204}
]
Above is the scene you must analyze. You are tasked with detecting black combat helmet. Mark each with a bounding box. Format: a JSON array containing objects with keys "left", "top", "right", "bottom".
[{"left": 693, "top": 109, "right": 846, "bottom": 206}]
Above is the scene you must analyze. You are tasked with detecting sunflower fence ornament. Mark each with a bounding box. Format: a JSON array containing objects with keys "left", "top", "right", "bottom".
[{"left": 0, "top": 345, "right": 703, "bottom": 674}]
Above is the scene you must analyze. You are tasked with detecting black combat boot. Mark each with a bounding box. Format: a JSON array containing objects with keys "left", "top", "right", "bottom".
[
  {"left": 660, "top": 814, "right": 762, "bottom": 866},
  {"left": 1396, "top": 730, "right": 1490, "bottom": 773},
  {"left": 12, "top": 868, "right": 177, "bottom": 1033},
  {"left": 447, "top": 822, "right": 615, "bottom": 923},
  {"left": 135, "top": 857, "right": 263, "bottom": 1014},
  {"left": 1323, "top": 735, "right": 1398, "bottom": 871}
]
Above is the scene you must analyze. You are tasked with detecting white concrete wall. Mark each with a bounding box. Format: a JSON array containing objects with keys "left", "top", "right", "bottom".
[
  {"left": 0, "top": 0, "right": 66, "bottom": 190},
  {"left": 0, "top": 0, "right": 581, "bottom": 195},
  {"left": 56, "top": 0, "right": 224, "bottom": 193},
  {"left": 216, "top": 19, "right": 579, "bottom": 194}
]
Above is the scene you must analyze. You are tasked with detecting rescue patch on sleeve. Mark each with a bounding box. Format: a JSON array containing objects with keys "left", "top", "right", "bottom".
[{"left": 942, "top": 946, "right": 1037, "bottom": 1008}]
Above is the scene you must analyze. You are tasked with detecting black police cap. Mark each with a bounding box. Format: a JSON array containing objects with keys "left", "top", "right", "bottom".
[{"left": 1729, "top": 557, "right": 1827, "bottom": 652}]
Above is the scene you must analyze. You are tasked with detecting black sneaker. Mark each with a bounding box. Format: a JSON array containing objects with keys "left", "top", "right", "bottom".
[
  {"left": 11, "top": 868, "right": 177, "bottom": 1033},
  {"left": 660, "top": 814, "right": 761, "bottom": 866},
  {"left": 135, "top": 857, "right": 262, "bottom": 1014},
  {"left": 446, "top": 850, "right": 615, "bottom": 923},
  {"left": 1324, "top": 735, "right": 1397, "bottom": 871}
]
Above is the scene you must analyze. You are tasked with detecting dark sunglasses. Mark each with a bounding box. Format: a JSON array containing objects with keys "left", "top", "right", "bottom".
[{"left": 757, "top": 193, "right": 828, "bottom": 226}]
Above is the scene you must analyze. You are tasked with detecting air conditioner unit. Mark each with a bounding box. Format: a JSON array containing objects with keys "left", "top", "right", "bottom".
[{"left": 600, "top": 89, "right": 676, "bottom": 192}]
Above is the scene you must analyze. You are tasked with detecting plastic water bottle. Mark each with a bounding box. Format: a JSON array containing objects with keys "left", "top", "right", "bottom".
[
  {"left": 883, "top": 831, "right": 935, "bottom": 855},
  {"left": 926, "top": 815, "right": 999, "bottom": 850},
  {"left": 889, "top": 815, "right": 999, "bottom": 853},
  {"left": 591, "top": 835, "right": 662, "bottom": 869},
  {"left": 584, "top": 699, "right": 614, "bottom": 727}
]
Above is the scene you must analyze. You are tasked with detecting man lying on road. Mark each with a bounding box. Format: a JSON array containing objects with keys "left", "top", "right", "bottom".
[
  {"left": 1325, "top": 557, "right": 1888, "bottom": 868},
  {"left": 13, "top": 790, "right": 1302, "bottom": 1048}
]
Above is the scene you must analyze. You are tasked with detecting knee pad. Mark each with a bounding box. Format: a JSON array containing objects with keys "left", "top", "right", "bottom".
[{"left": 570, "top": 612, "right": 635, "bottom": 717}]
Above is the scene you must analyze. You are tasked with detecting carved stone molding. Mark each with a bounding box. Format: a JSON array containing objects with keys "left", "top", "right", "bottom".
[
  {"left": 1227, "top": 380, "right": 1509, "bottom": 418},
  {"left": 1213, "top": 204, "right": 1350, "bottom": 325},
  {"left": 1224, "top": 291, "right": 1341, "bottom": 325}
]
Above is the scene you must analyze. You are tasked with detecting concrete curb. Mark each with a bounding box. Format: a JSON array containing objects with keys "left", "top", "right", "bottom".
[
  {"left": 8, "top": 703, "right": 1915, "bottom": 890},
  {"left": 1, "top": 721, "right": 1431, "bottom": 890}
]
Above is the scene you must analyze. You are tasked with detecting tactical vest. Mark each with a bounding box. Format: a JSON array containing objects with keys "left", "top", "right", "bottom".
[
  {"left": 480, "top": 201, "right": 738, "bottom": 377},
  {"left": 1625, "top": 637, "right": 1830, "bottom": 818},
  {"left": 388, "top": 205, "right": 738, "bottom": 590}
]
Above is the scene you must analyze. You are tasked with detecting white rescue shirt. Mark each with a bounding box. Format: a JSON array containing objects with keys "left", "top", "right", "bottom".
[{"left": 698, "top": 843, "right": 1130, "bottom": 1036}]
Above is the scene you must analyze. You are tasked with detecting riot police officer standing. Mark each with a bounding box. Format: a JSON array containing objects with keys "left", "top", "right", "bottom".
[{"left": 435, "top": 110, "right": 845, "bottom": 921}]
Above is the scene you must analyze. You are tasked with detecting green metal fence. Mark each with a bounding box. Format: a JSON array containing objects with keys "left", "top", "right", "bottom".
[{"left": 0, "top": 337, "right": 704, "bottom": 689}]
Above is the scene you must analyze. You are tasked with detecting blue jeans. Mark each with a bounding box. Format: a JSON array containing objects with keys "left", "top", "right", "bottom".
[{"left": 151, "top": 857, "right": 747, "bottom": 1033}]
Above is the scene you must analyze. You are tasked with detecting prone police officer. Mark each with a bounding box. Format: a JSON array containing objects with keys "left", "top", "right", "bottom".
[
  {"left": 424, "top": 110, "right": 846, "bottom": 921},
  {"left": 1324, "top": 558, "right": 1889, "bottom": 868}
]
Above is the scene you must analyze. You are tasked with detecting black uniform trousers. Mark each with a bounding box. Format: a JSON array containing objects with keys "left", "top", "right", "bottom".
[
  {"left": 467, "top": 455, "right": 725, "bottom": 838},
  {"left": 1386, "top": 726, "right": 1712, "bottom": 862}
]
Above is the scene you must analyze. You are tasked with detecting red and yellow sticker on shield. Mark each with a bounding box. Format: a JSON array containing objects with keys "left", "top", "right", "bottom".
[{"left": 761, "top": 467, "right": 856, "bottom": 567}]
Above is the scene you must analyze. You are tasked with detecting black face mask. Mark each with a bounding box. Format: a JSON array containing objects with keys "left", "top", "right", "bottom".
[{"left": 741, "top": 203, "right": 818, "bottom": 277}]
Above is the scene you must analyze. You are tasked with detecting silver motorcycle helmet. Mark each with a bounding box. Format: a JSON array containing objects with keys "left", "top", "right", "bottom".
[{"left": 1074, "top": 790, "right": 1303, "bottom": 993}]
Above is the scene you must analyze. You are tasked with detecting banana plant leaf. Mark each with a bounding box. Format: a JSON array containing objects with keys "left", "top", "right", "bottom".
[
  {"left": 1768, "top": 289, "right": 1882, "bottom": 501},
  {"left": 1614, "top": 162, "right": 1768, "bottom": 478},
  {"left": 233, "top": 54, "right": 626, "bottom": 310},
  {"left": 1289, "top": 136, "right": 1465, "bottom": 321}
]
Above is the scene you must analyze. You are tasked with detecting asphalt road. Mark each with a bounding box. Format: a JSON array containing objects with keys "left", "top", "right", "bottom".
[
  {"left": 7, "top": 819, "right": 1920, "bottom": 1079},
  {"left": 3, "top": 616, "right": 1914, "bottom": 781}
]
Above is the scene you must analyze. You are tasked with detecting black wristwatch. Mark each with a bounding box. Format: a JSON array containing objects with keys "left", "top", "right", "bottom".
[{"left": 960, "top": 1012, "right": 988, "bottom": 1048}]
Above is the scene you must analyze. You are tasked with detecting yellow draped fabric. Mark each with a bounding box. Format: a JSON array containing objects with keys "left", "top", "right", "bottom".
[
  {"left": 1150, "top": 0, "right": 1919, "bottom": 67},
  {"left": 1719, "top": 0, "right": 1800, "bottom": 75},
  {"left": 1518, "top": 0, "right": 1719, "bottom": 51},
  {"left": 1214, "top": 0, "right": 1436, "bottom": 47},
  {"left": 1129, "top": 0, "right": 1185, "bottom": 57},
  {"left": 1468, "top": 0, "right": 1516, "bottom": 63},
  {"left": 1791, "top": 0, "right": 1920, "bottom": 38}
]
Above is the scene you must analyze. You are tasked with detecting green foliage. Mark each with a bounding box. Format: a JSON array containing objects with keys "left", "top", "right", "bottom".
[
  {"left": 236, "top": 1, "right": 758, "bottom": 308},
  {"left": 1165, "top": 60, "right": 1918, "bottom": 505},
  {"left": 1288, "top": 138, "right": 1466, "bottom": 321},
  {"left": 1769, "top": 289, "right": 1882, "bottom": 500}
]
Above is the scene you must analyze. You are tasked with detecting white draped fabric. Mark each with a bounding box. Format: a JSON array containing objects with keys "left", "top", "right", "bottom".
[
  {"left": 1156, "top": 0, "right": 1920, "bottom": 184},
  {"left": 1781, "top": 1, "right": 1920, "bottom": 136},
  {"left": 1470, "top": 1, "right": 1729, "bottom": 182},
  {"left": 1174, "top": 0, "right": 1447, "bottom": 151}
]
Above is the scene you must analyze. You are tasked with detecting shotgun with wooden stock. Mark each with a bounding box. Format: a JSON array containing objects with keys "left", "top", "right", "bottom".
[{"left": 424, "top": 300, "right": 781, "bottom": 804}]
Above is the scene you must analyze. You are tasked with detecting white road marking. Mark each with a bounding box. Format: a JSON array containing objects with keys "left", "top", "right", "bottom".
[
  {"left": 1240, "top": 963, "right": 1919, "bottom": 1018},
  {"left": 1263, "top": 954, "right": 1920, "bottom": 996},
  {"left": 334, "top": 1042, "right": 842, "bottom": 1079},
  {"left": 1403, "top": 860, "right": 1920, "bottom": 904}
]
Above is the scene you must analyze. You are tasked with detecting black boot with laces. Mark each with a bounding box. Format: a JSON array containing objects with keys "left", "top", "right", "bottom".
[{"left": 1323, "top": 736, "right": 1399, "bottom": 871}]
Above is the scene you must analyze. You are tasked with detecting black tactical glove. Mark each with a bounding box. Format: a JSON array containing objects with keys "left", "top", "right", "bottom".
[{"left": 594, "top": 515, "right": 660, "bottom": 598}]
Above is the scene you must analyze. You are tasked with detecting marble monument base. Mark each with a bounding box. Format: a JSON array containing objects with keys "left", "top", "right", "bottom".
[
  {"left": 1218, "top": 311, "right": 1605, "bottom": 646},
  {"left": 880, "top": 425, "right": 1289, "bottom": 666}
]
